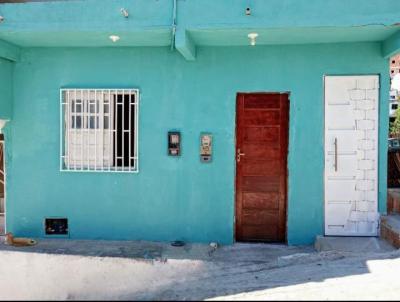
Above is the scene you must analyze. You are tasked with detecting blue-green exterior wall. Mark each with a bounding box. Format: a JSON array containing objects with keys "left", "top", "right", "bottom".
[
  {"left": 0, "top": 58, "right": 13, "bottom": 120},
  {"left": 5, "top": 42, "right": 389, "bottom": 245}
]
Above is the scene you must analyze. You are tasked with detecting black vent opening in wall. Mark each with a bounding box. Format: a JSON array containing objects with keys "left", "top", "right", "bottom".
[{"left": 45, "top": 218, "right": 68, "bottom": 235}]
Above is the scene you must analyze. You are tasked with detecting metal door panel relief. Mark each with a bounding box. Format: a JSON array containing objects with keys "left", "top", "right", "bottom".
[{"left": 324, "top": 75, "right": 379, "bottom": 236}]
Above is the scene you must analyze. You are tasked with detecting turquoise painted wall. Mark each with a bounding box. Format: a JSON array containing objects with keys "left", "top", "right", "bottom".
[
  {"left": 0, "top": 58, "right": 13, "bottom": 120},
  {"left": 0, "top": 0, "right": 398, "bottom": 32},
  {"left": 6, "top": 42, "right": 389, "bottom": 245}
]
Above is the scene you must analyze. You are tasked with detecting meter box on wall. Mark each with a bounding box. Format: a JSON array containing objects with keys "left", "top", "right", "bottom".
[
  {"left": 168, "top": 131, "right": 181, "bottom": 156},
  {"left": 200, "top": 133, "right": 212, "bottom": 163}
]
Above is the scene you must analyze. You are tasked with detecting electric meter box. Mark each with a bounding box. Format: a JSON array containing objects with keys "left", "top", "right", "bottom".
[{"left": 200, "top": 133, "right": 212, "bottom": 163}]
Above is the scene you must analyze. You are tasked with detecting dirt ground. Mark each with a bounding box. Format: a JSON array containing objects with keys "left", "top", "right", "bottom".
[{"left": 0, "top": 238, "right": 399, "bottom": 300}]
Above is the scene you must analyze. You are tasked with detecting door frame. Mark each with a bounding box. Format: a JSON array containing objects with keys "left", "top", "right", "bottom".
[
  {"left": 323, "top": 74, "right": 381, "bottom": 236},
  {"left": 234, "top": 92, "right": 290, "bottom": 243},
  {"left": 0, "top": 134, "right": 6, "bottom": 235}
]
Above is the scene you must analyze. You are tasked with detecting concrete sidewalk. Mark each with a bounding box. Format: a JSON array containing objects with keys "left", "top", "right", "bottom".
[
  {"left": 0, "top": 238, "right": 398, "bottom": 300},
  {"left": 0, "top": 238, "right": 314, "bottom": 262}
]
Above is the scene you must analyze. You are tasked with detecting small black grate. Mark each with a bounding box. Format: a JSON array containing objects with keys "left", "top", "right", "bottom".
[{"left": 45, "top": 218, "right": 68, "bottom": 235}]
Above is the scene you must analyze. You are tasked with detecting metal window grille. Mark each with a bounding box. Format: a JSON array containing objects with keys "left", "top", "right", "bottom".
[{"left": 60, "top": 89, "right": 139, "bottom": 173}]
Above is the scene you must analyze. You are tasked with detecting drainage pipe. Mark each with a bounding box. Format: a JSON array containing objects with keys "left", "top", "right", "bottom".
[{"left": 171, "top": 0, "right": 177, "bottom": 50}]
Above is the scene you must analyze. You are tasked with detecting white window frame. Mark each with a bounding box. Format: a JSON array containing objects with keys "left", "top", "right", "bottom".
[{"left": 60, "top": 88, "right": 139, "bottom": 173}]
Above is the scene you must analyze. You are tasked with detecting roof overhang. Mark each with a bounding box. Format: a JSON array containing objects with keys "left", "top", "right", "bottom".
[{"left": 0, "top": 0, "right": 399, "bottom": 61}]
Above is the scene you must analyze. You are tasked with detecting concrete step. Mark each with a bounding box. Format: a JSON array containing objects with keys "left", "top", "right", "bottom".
[
  {"left": 314, "top": 235, "right": 394, "bottom": 253},
  {"left": 388, "top": 189, "right": 400, "bottom": 214},
  {"left": 381, "top": 214, "right": 400, "bottom": 249}
]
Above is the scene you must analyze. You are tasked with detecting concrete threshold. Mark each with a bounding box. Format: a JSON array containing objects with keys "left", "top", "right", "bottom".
[{"left": 315, "top": 235, "right": 395, "bottom": 253}]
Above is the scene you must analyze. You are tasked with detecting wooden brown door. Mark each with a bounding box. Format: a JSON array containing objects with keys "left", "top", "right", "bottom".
[{"left": 235, "top": 93, "right": 289, "bottom": 242}]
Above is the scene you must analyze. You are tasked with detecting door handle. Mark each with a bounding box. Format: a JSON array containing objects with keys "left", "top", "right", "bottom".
[
  {"left": 237, "top": 148, "right": 245, "bottom": 162},
  {"left": 334, "top": 137, "right": 338, "bottom": 172}
]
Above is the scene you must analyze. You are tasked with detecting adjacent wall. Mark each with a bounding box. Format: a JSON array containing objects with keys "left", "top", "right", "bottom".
[
  {"left": 0, "top": 58, "right": 13, "bottom": 119},
  {"left": 7, "top": 42, "right": 389, "bottom": 245}
]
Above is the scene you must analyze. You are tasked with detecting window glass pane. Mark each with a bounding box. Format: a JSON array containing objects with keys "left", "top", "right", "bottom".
[
  {"left": 104, "top": 116, "right": 109, "bottom": 129},
  {"left": 89, "top": 116, "right": 99, "bottom": 129},
  {"left": 89, "top": 116, "right": 95, "bottom": 129},
  {"left": 89, "top": 100, "right": 99, "bottom": 113},
  {"left": 71, "top": 100, "right": 82, "bottom": 113},
  {"left": 90, "top": 103, "right": 96, "bottom": 113},
  {"left": 72, "top": 116, "right": 82, "bottom": 129},
  {"left": 104, "top": 104, "right": 109, "bottom": 114}
]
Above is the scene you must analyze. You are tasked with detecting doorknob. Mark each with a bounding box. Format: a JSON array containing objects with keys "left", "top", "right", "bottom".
[{"left": 237, "top": 148, "right": 245, "bottom": 162}]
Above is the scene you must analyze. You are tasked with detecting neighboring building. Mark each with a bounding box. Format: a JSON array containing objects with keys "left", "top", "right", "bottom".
[
  {"left": 0, "top": 0, "right": 399, "bottom": 245},
  {"left": 391, "top": 54, "right": 400, "bottom": 79},
  {"left": 390, "top": 55, "right": 400, "bottom": 120},
  {"left": 389, "top": 90, "right": 399, "bottom": 119}
]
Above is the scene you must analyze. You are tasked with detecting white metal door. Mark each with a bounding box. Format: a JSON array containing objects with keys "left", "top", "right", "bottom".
[{"left": 324, "top": 75, "right": 379, "bottom": 236}]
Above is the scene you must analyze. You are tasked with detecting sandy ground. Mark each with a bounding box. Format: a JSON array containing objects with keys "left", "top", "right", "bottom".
[{"left": 0, "top": 239, "right": 398, "bottom": 300}]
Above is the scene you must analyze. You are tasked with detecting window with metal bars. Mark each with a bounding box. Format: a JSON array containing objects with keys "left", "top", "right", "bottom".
[{"left": 60, "top": 89, "right": 139, "bottom": 173}]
